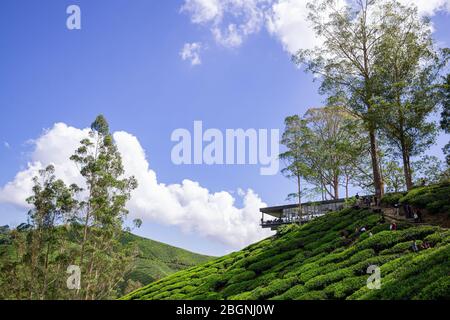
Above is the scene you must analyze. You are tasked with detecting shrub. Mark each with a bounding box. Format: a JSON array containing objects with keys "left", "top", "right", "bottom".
[
  {"left": 228, "top": 291, "right": 254, "bottom": 300},
  {"left": 358, "top": 246, "right": 450, "bottom": 300},
  {"left": 220, "top": 280, "right": 255, "bottom": 298},
  {"left": 381, "top": 193, "right": 404, "bottom": 206},
  {"left": 350, "top": 254, "right": 400, "bottom": 275},
  {"left": 121, "top": 205, "right": 449, "bottom": 301},
  {"left": 296, "top": 290, "right": 328, "bottom": 300},
  {"left": 277, "top": 224, "right": 300, "bottom": 236},
  {"left": 370, "top": 223, "right": 390, "bottom": 235},
  {"left": 247, "top": 278, "right": 298, "bottom": 300},
  {"left": 324, "top": 276, "right": 367, "bottom": 299},
  {"left": 194, "top": 274, "right": 226, "bottom": 292},
  {"left": 297, "top": 263, "right": 338, "bottom": 283},
  {"left": 228, "top": 270, "right": 256, "bottom": 284},
  {"left": 356, "top": 227, "right": 437, "bottom": 252},
  {"left": 380, "top": 240, "right": 423, "bottom": 255},
  {"left": 338, "top": 249, "right": 375, "bottom": 267},
  {"left": 304, "top": 268, "right": 354, "bottom": 290},
  {"left": 414, "top": 277, "right": 450, "bottom": 300},
  {"left": 190, "top": 292, "right": 223, "bottom": 300},
  {"left": 247, "top": 250, "right": 298, "bottom": 274},
  {"left": 400, "top": 182, "right": 450, "bottom": 214},
  {"left": 424, "top": 231, "right": 450, "bottom": 246},
  {"left": 270, "top": 284, "right": 306, "bottom": 300}
]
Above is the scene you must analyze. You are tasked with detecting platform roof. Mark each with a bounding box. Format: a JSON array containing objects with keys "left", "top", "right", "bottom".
[{"left": 260, "top": 198, "right": 346, "bottom": 217}]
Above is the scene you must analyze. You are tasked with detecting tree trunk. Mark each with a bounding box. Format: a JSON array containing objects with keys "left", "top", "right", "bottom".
[
  {"left": 397, "top": 102, "right": 413, "bottom": 191},
  {"left": 297, "top": 175, "right": 302, "bottom": 219},
  {"left": 333, "top": 175, "right": 339, "bottom": 199},
  {"left": 400, "top": 138, "right": 413, "bottom": 190},
  {"left": 345, "top": 175, "right": 349, "bottom": 199},
  {"left": 369, "top": 125, "right": 383, "bottom": 203}
]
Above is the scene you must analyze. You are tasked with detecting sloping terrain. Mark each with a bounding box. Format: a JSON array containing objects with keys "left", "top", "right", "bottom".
[
  {"left": 123, "top": 204, "right": 450, "bottom": 300},
  {"left": 121, "top": 233, "right": 213, "bottom": 286}
]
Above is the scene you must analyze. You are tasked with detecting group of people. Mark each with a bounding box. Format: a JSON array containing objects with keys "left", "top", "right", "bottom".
[
  {"left": 411, "top": 240, "right": 432, "bottom": 252},
  {"left": 403, "top": 204, "right": 423, "bottom": 222},
  {"left": 392, "top": 202, "right": 424, "bottom": 224},
  {"left": 353, "top": 225, "right": 373, "bottom": 238},
  {"left": 355, "top": 193, "right": 378, "bottom": 208}
]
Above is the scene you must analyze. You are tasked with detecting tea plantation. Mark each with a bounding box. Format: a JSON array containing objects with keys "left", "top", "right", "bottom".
[{"left": 122, "top": 203, "right": 450, "bottom": 300}]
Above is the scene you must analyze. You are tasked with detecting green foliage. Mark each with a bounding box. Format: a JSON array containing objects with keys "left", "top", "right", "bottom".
[
  {"left": 414, "top": 277, "right": 450, "bottom": 300},
  {"left": 0, "top": 165, "right": 78, "bottom": 300},
  {"left": 380, "top": 193, "right": 405, "bottom": 206},
  {"left": 121, "top": 232, "right": 211, "bottom": 284},
  {"left": 270, "top": 284, "right": 306, "bottom": 300},
  {"left": 123, "top": 203, "right": 450, "bottom": 301},
  {"left": 295, "top": 290, "right": 328, "bottom": 300},
  {"left": 324, "top": 276, "right": 367, "bottom": 299},
  {"left": 228, "top": 270, "right": 256, "bottom": 284},
  {"left": 0, "top": 116, "right": 212, "bottom": 300},
  {"left": 399, "top": 182, "right": 450, "bottom": 213}
]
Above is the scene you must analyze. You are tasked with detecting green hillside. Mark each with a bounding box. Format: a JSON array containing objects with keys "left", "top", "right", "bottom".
[
  {"left": 123, "top": 197, "right": 450, "bottom": 300},
  {"left": 120, "top": 233, "right": 213, "bottom": 287}
]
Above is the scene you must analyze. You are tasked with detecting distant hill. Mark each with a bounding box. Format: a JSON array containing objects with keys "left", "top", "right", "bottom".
[
  {"left": 123, "top": 184, "right": 450, "bottom": 300},
  {"left": 120, "top": 232, "right": 213, "bottom": 288}
]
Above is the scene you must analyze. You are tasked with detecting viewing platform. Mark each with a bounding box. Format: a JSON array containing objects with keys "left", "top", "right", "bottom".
[{"left": 260, "top": 199, "right": 346, "bottom": 230}]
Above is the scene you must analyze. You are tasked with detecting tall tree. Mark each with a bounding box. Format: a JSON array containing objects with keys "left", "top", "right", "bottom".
[
  {"left": 412, "top": 155, "right": 447, "bottom": 185},
  {"left": 304, "top": 106, "right": 366, "bottom": 200},
  {"left": 70, "top": 115, "right": 138, "bottom": 299},
  {"left": 294, "top": 0, "right": 389, "bottom": 202},
  {"left": 440, "top": 74, "right": 450, "bottom": 165},
  {"left": 383, "top": 160, "right": 406, "bottom": 193},
  {"left": 373, "top": 1, "right": 446, "bottom": 190},
  {"left": 280, "top": 116, "right": 312, "bottom": 217},
  {"left": 0, "top": 165, "right": 77, "bottom": 299}
]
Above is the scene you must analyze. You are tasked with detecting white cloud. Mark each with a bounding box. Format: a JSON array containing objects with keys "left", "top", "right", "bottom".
[
  {"left": 0, "top": 123, "right": 273, "bottom": 249},
  {"left": 3, "top": 142, "right": 9, "bottom": 148},
  {"left": 181, "top": 0, "right": 269, "bottom": 48},
  {"left": 266, "top": 0, "right": 332, "bottom": 54},
  {"left": 180, "top": 42, "right": 203, "bottom": 65},
  {"left": 181, "top": 0, "right": 222, "bottom": 24},
  {"left": 399, "top": 0, "right": 450, "bottom": 16},
  {"left": 180, "top": 0, "right": 450, "bottom": 55}
]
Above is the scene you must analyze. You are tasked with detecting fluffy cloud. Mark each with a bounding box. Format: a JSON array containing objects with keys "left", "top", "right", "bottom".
[
  {"left": 180, "top": 0, "right": 450, "bottom": 56},
  {"left": 180, "top": 42, "right": 203, "bottom": 65},
  {"left": 0, "top": 123, "right": 273, "bottom": 248},
  {"left": 181, "top": 0, "right": 269, "bottom": 48},
  {"left": 400, "top": 0, "right": 450, "bottom": 16}
]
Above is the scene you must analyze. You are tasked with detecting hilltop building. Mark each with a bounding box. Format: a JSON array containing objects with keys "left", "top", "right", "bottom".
[{"left": 260, "top": 198, "right": 346, "bottom": 230}]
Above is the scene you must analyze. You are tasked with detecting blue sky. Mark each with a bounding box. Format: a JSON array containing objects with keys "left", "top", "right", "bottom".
[{"left": 0, "top": 0, "right": 449, "bottom": 256}]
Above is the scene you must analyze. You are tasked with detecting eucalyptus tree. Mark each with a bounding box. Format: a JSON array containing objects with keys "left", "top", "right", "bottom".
[
  {"left": 412, "top": 155, "right": 447, "bottom": 185},
  {"left": 372, "top": 2, "right": 447, "bottom": 190},
  {"left": 70, "top": 115, "right": 138, "bottom": 299},
  {"left": 280, "top": 115, "right": 312, "bottom": 216},
  {"left": 294, "top": 0, "right": 392, "bottom": 202},
  {"left": 440, "top": 74, "right": 450, "bottom": 165},
  {"left": 383, "top": 160, "right": 406, "bottom": 193},
  {"left": 304, "top": 106, "right": 366, "bottom": 199},
  {"left": 0, "top": 165, "right": 78, "bottom": 299}
]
